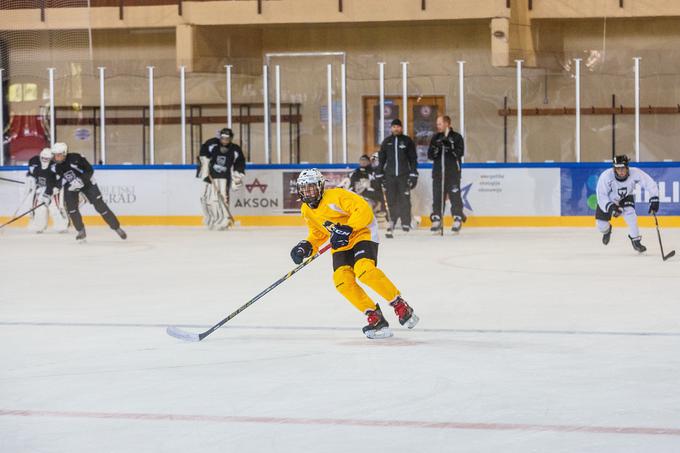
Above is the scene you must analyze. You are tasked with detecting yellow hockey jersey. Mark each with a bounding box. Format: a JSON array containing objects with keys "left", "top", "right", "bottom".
[{"left": 301, "top": 187, "right": 379, "bottom": 254}]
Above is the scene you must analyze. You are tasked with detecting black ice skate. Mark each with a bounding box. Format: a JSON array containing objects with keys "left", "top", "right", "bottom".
[
  {"left": 390, "top": 296, "right": 419, "bottom": 329},
  {"left": 629, "top": 235, "right": 647, "bottom": 253},
  {"left": 362, "top": 304, "right": 393, "bottom": 339},
  {"left": 602, "top": 225, "right": 612, "bottom": 245},
  {"left": 430, "top": 214, "right": 442, "bottom": 232},
  {"left": 402, "top": 224, "right": 411, "bottom": 233},
  {"left": 115, "top": 228, "right": 128, "bottom": 240},
  {"left": 452, "top": 216, "right": 463, "bottom": 233},
  {"left": 75, "top": 230, "right": 86, "bottom": 242}
]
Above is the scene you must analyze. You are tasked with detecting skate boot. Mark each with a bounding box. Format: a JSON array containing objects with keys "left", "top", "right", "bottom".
[
  {"left": 602, "top": 224, "right": 612, "bottom": 245},
  {"left": 629, "top": 235, "right": 646, "bottom": 253},
  {"left": 362, "top": 304, "right": 393, "bottom": 339},
  {"left": 452, "top": 216, "right": 463, "bottom": 233},
  {"left": 402, "top": 224, "right": 411, "bottom": 233},
  {"left": 390, "top": 296, "right": 420, "bottom": 329},
  {"left": 75, "top": 229, "right": 87, "bottom": 243},
  {"left": 430, "top": 214, "right": 442, "bottom": 232},
  {"left": 115, "top": 228, "right": 128, "bottom": 240}
]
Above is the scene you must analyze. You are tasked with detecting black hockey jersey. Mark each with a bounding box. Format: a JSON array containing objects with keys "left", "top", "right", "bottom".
[
  {"left": 51, "top": 153, "right": 95, "bottom": 190},
  {"left": 27, "top": 155, "right": 58, "bottom": 195},
  {"left": 207, "top": 142, "right": 246, "bottom": 180}
]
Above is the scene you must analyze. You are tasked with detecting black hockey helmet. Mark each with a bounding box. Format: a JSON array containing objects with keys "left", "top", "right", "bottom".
[
  {"left": 613, "top": 155, "right": 629, "bottom": 168},
  {"left": 613, "top": 155, "right": 630, "bottom": 181}
]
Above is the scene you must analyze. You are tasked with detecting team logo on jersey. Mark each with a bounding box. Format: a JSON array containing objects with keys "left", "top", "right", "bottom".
[
  {"left": 322, "top": 220, "right": 335, "bottom": 233},
  {"left": 618, "top": 187, "right": 628, "bottom": 198},
  {"left": 63, "top": 170, "right": 77, "bottom": 182},
  {"left": 216, "top": 156, "right": 227, "bottom": 166},
  {"left": 245, "top": 178, "right": 268, "bottom": 194}
]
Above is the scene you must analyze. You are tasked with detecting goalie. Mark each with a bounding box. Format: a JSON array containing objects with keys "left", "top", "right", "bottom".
[
  {"left": 25, "top": 148, "right": 68, "bottom": 233},
  {"left": 197, "top": 128, "right": 246, "bottom": 229}
]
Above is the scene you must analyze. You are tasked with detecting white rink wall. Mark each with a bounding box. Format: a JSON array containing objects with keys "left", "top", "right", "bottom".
[{"left": 1, "top": 163, "right": 679, "bottom": 226}]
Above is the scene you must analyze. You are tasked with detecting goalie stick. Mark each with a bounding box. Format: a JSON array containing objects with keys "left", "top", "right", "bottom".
[
  {"left": 167, "top": 243, "right": 332, "bottom": 342},
  {"left": 0, "top": 203, "right": 46, "bottom": 229}
]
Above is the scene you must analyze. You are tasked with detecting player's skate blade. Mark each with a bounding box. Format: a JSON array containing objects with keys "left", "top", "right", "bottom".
[
  {"left": 364, "top": 327, "right": 393, "bottom": 339},
  {"left": 166, "top": 326, "right": 201, "bottom": 342},
  {"left": 115, "top": 228, "right": 127, "bottom": 240},
  {"left": 403, "top": 312, "right": 420, "bottom": 329}
]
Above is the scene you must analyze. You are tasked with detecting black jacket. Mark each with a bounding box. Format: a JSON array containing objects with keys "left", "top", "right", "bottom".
[
  {"left": 51, "top": 153, "right": 94, "bottom": 190},
  {"left": 377, "top": 134, "right": 418, "bottom": 178},
  {"left": 428, "top": 129, "right": 464, "bottom": 176}
]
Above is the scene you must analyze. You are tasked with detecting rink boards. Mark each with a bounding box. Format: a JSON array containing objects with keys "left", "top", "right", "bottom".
[{"left": 2, "top": 162, "right": 680, "bottom": 227}]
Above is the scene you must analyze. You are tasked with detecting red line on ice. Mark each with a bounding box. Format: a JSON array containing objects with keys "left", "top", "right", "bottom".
[{"left": 1, "top": 409, "right": 679, "bottom": 437}]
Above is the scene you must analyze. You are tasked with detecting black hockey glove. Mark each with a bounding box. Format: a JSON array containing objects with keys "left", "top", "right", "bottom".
[
  {"left": 330, "top": 224, "right": 353, "bottom": 249},
  {"left": 607, "top": 203, "right": 623, "bottom": 218},
  {"left": 408, "top": 173, "right": 418, "bottom": 189},
  {"left": 648, "top": 196, "right": 660, "bottom": 214},
  {"left": 290, "top": 240, "right": 313, "bottom": 264},
  {"left": 375, "top": 173, "right": 385, "bottom": 187}
]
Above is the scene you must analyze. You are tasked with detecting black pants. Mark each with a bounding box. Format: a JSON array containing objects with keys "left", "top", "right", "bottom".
[
  {"left": 384, "top": 174, "right": 412, "bottom": 226},
  {"left": 432, "top": 163, "right": 464, "bottom": 219},
  {"left": 64, "top": 183, "right": 121, "bottom": 231}
]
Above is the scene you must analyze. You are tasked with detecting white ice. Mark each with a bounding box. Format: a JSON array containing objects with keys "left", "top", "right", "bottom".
[{"left": 1, "top": 226, "right": 680, "bottom": 452}]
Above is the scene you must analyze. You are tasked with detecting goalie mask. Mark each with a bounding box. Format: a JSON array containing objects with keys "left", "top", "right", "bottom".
[
  {"left": 297, "top": 168, "right": 325, "bottom": 209},
  {"left": 39, "top": 148, "right": 53, "bottom": 170}
]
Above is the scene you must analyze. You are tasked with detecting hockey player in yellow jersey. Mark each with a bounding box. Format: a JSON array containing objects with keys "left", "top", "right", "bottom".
[{"left": 290, "top": 168, "right": 419, "bottom": 339}]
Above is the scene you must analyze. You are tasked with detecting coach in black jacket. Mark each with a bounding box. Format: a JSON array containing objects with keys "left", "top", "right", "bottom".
[{"left": 376, "top": 119, "right": 418, "bottom": 231}]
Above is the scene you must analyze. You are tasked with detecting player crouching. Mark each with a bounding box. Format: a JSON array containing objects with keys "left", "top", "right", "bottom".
[
  {"left": 26, "top": 148, "right": 68, "bottom": 233},
  {"left": 290, "top": 169, "right": 419, "bottom": 339},
  {"left": 596, "top": 155, "right": 659, "bottom": 253}
]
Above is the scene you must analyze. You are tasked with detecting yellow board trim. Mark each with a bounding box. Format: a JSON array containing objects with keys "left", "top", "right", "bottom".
[{"left": 2, "top": 215, "right": 680, "bottom": 228}]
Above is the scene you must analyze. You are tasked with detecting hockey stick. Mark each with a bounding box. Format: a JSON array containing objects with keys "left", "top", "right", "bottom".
[
  {"left": 440, "top": 148, "right": 445, "bottom": 237},
  {"left": 380, "top": 185, "right": 394, "bottom": 239},
  {"left": 0, "top": 203, "right": 46, "bottom": 229},
  {"left": 653, "top": 213, "right": 675, "bottom": 261},
  {"left": 0, "top": 176, "right": 24, "bottom": 184},
  {"left": 167, "top": 243, "right": 332, "bottom": 342}
]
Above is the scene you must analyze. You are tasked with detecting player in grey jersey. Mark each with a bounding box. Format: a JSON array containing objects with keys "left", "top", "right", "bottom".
[{"left": 595, "top": 155, "right": 659, "bottom": 253}]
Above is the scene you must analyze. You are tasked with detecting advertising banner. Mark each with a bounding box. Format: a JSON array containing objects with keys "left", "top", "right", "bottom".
[{"left": 560, "top": 165, "right": 680, "bottom": 216}]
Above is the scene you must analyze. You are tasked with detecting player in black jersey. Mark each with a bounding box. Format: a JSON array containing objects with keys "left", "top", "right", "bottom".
[{"left": 50, "top": 142, "right": 127, "bottom": 242}]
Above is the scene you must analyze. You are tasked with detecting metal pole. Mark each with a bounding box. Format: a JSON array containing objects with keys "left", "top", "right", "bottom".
[
  {"left": 98, "top": 67, "right": 106, "bottom": 164},
  {"left": 515, "top": 60, "right": 523, "bottom": 163},
  {"left": 458, "top": 61, "right": 465, "bottom": 139},
  {"left": 225, "top": 65, "right": 232, "bottom": 129},
  {"left": 341, "top": 62, "right": 348, "bottom": 164},
  {"left": 378, "top": 62, "right": 385, "bottom": 142},
  {"left": 634, "top": 57, "right": 641, "bottom": 162},
  {"left": 574, "top": 58, "right": 581, "bottom": 163},
  {"left": 327, "top": 63, "right": 333, "bottom": 163},
  {"left": 0, "top": 68, "right": 4, "bottom": 166},
  {"left": 263, "top": 64, "right": 269, "bottom": 164},
  {"left": 275, "top": 64, "right": 282, "bottom": 164},
  {"left": 48, "top": 67, "right": 55, "bottom": 147},
  {"left": 401, "top": 61, "right": 408, "bottom": 135},
  {"left": 180, "top": 65, "right": 187, "bottom": 165},
  {"left": 147, "top": 66, "right": 155, "bottom": 165}
]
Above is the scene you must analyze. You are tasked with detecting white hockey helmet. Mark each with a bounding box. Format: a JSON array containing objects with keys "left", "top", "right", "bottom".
[
  {"left": 52, "top": 142, "right": 68, "bottom": 156},
  {"left": 297, "top": 168, "right": 325, "bottom": 208},
  {"left": 39, "top": 148, "right": 53, "bottom": 169}
]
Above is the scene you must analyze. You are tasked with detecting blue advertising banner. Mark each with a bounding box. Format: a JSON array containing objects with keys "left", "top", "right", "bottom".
[{"left": 561, "top": 164, "right": 680, "bottom": 216}]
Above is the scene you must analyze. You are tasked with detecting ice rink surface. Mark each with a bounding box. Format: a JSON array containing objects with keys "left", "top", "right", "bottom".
[{"left": 2, "top": 226, "right": 680, "bottom": 452}]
